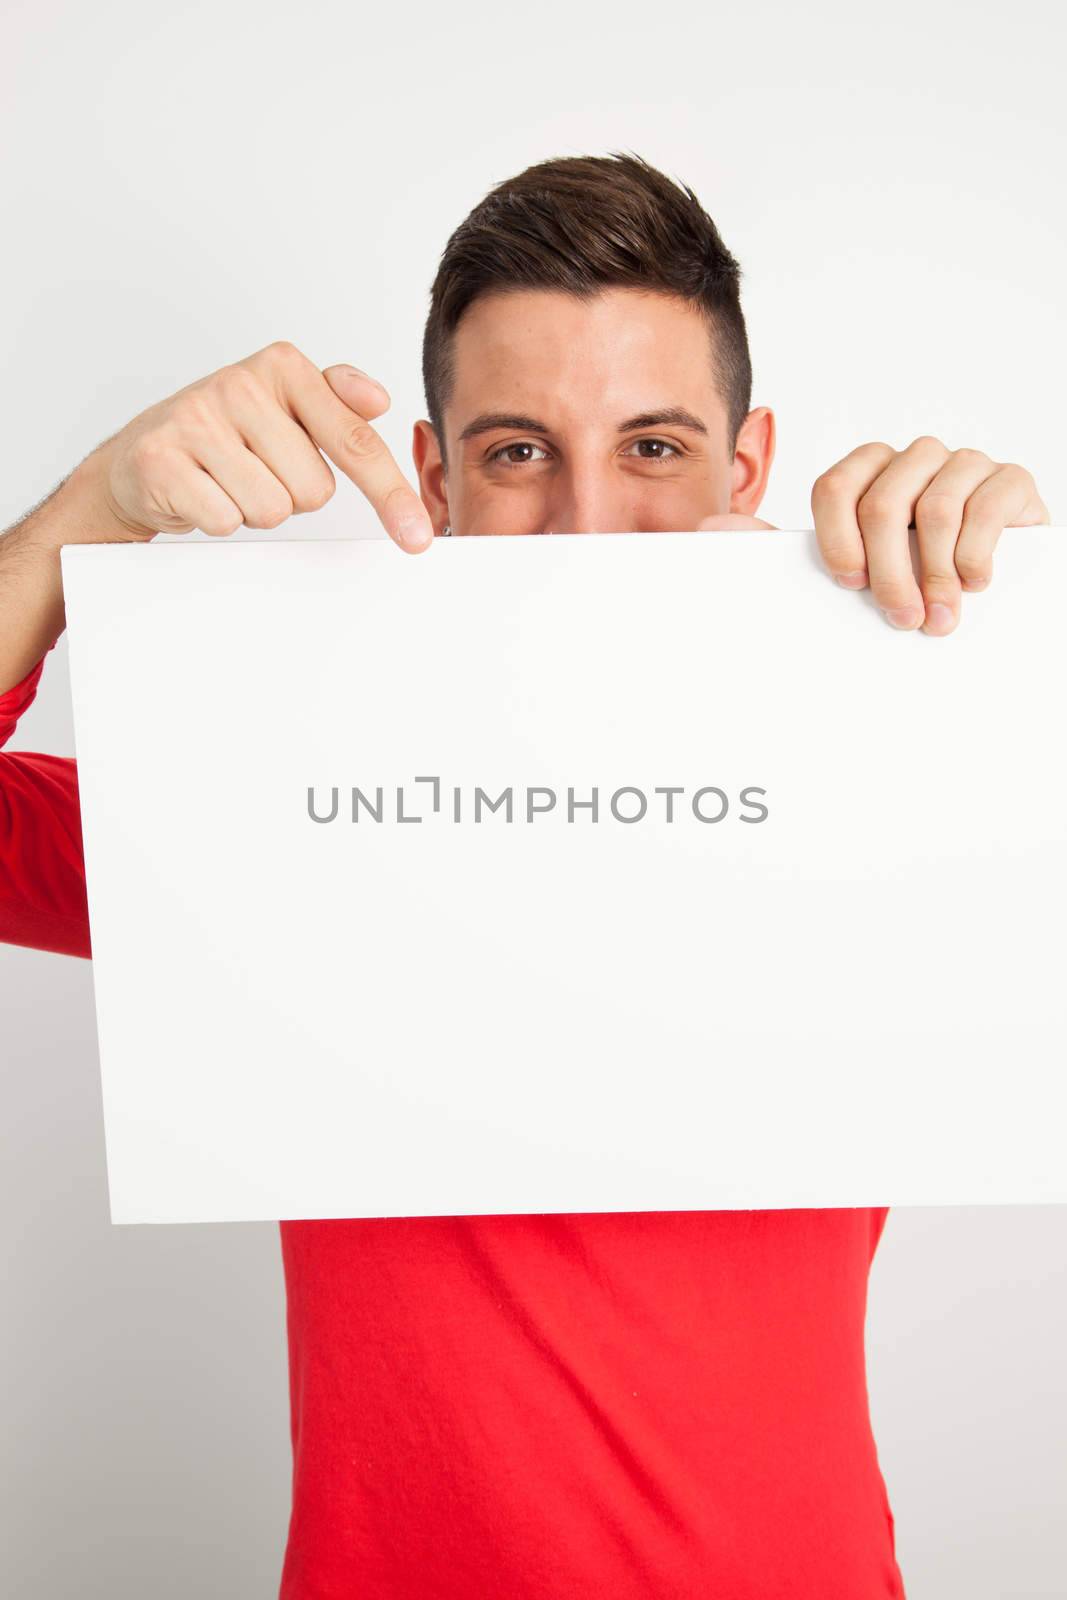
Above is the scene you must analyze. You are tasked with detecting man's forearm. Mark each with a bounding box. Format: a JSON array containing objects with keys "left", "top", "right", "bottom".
[{"left": 0, "top": 454, "right": 137, "bottom": 695}]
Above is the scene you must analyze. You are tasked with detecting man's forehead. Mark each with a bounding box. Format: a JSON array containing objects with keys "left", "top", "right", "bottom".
[{"left": 448, "top": 286, "right": 721, "bottom": 427}]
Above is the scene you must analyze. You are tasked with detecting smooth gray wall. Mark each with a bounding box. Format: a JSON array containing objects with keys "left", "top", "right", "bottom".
[{"left": 3, "top": 0, "right": 1066, "bottom": 1592}]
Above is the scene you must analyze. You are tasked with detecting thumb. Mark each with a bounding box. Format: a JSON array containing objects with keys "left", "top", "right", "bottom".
[{"left": 322, "top": 364, "right": 392, "bottom": 422}]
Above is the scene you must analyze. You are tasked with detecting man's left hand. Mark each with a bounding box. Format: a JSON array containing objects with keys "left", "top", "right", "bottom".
[{"left": 811, "top": 438, "right": 1049, "bottom": 635}]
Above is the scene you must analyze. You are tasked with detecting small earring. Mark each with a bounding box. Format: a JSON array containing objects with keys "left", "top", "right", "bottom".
[{"left": 442, "top": 523, "right": 452, "bottom": 536}]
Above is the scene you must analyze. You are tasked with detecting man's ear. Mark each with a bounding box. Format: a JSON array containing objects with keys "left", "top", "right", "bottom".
[
  {"left": 729, "top": 406, "right": 776, "bottom": 516},
  {"left": 412, "top": 419, "right": 450, "bottom": 534}
]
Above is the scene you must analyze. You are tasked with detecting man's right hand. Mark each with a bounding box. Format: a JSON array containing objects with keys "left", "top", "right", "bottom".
[
  {"left": 81, "top": 341, "right": 435, "bottom": 554},
  {"left": 0, "top": 342, "right": 436, "bottom": 694}
]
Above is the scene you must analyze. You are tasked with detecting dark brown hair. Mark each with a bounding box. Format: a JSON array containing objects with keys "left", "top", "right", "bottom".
[{"left": 421, "top": 151, "right": 752, "bottom": 468}]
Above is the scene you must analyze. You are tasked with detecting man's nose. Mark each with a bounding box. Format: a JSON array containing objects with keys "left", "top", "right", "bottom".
[{"left": 540, "top": 467, "right": 628, "bottom": 535}]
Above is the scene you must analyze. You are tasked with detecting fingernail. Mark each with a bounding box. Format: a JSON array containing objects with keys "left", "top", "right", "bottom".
[
  {"left": 835, "top": 570, "right": 868, "bottom": 590},
  {"left": 397, "top": 515, "right": 433, "bottom": 552},
  {"left": 883, "top": 605, "right": 923, "bottom": 630},
  {"left": 923, "top": 602, "right": 955, "bottom": 635}
]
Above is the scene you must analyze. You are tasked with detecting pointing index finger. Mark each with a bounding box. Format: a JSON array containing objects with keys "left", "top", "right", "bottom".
[{"left": 274, "top": 349, "right": 433, "bottom": 553}]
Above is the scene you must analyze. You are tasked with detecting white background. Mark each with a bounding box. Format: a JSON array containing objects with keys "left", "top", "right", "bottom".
[{"left": 2, "top": 0, "right": 1065, "bottom": 1593}]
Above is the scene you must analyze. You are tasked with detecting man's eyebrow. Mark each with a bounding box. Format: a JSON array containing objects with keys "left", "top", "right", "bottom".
[
  {"left": 458, "top": 413, "right": 551, "bottom": 442},
  {"left": 458, "top": 406, "right": 709, "bottom": 443},
  {"left": 617, "top": 407, "right": 708, "bottom": 435}
]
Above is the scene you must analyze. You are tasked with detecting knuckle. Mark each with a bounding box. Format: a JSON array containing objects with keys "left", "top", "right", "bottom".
[
  {"left": 999, "top": 461, "right": 1033, "bottom": 491},
  {"left": 910, "top": 433, "right": 945, "bottom": 455},
  {"left": 857, "top": 489, "right": 894, "bottom": 530},
  {"left": 955, "top": 549, "right": 991, "bottom": 581},
  {"left": 853, "top": 441, "right": 894, "bottom": 464},
  {"left": 951, "top": 446, "right": 989, "bottom": 470},
  {"left": 920, "top": 566, "right": 960, "bottom": 591},
  {"left": 127, "top": 431, "right": 170, "bottom": 477},
  {"left": 817, "top": 539, "right": 859, "bottom": 571},
  {"left": 215, "top": 363, "right": 263, "bottom": 407},
  {"left": 915, "top": 490, "right": 960, "bottom": 536},
  {"left": 811, "top": 466, "right": 846, "bottom": 506},
  {"left": 252, "top": 491, "right": 295, "bottom": 530},
  {"left": 205, "top": 512, "right": 244, "bottom": 538},
  {"left": 296, "top": 474, "right": 336, "bottom": 513},
  {"left": 173, "top": 391, "right": 217, "bottom": 435},
  {"left": 340, "top": 418, "right": 382, "bottom": 461},
  {"left": 872, "top": 581, "right": 920, "bottom": 612},
  {"left": 382, "top": 483, "right": 416, "bottom": 523},
  {"left": 265, "top": 339, "right": 303, "bottom": 370}
]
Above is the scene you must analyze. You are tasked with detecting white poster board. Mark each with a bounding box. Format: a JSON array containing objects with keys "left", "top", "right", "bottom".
[{"left": 61, "top": 531, "right": 1067, "bottom": 1224}]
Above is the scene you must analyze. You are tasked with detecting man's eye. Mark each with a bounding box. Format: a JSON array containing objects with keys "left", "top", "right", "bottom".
[
  {"left": 487, "top": 440, "right": 551, "bottom": 467},
  {"left": 623, "top": 437, "right": 681, "bottom": 462}
]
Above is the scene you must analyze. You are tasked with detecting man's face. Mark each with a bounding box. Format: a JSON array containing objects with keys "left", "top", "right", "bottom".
[{"left": 412, "top": 287, "right": 773, "bottom": 536}]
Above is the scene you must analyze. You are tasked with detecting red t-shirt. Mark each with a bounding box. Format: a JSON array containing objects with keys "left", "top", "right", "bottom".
[{"left": 1, "top": 649, "right": 905, "bottom": 1599}]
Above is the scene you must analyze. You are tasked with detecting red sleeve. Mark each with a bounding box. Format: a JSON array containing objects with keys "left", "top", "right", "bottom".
[{"left": 0, "top": 649, "right": 91, "bottom": 959}]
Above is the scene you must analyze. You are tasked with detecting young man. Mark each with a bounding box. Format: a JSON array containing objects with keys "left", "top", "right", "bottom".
[{"left": 0, "top": 154, "right": 1049, "bottom": 1598}]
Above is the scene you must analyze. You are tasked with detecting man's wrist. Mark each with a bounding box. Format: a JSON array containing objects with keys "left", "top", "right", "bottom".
[{"left": 20, "top": 451, "right": 145, "bottom": 553}]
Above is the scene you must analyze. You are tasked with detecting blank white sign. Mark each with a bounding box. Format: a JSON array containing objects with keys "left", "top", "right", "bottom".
[{"left": 61, "top": 531, "right": 1067, "bottom": 1224}]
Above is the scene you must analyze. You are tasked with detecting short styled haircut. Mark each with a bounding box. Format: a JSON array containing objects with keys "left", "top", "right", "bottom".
[{"left": 421, "top": 151, "right": 753, "bottom": 468}]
